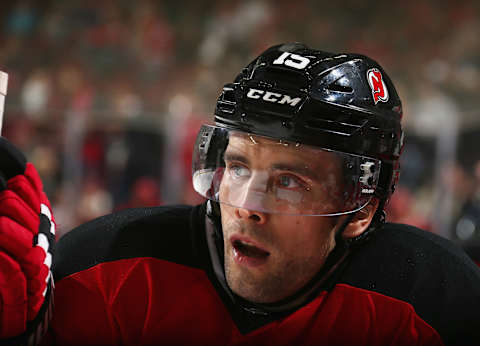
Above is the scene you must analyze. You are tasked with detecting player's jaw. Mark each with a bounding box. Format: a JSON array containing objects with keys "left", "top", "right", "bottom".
[
  {"left": 223, "top": 236, "right": 280, "bottom": 303},
  {"left": 221, "top": 215, "right": 280, "bottom": 299},
  {"left": 220, "top": 202, "right": 338, "bottom": 303}
]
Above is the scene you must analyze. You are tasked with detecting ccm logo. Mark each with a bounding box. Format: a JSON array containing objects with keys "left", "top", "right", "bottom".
[{"left": 246, "top": 88, "right": 302, "bottom": 106}]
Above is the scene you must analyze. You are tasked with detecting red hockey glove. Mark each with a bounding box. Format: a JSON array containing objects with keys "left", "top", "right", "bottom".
[{"left": 0, "top": 137, "right": 55, "bottom": 341}]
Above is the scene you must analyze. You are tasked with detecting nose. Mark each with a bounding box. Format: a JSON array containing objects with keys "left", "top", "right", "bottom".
[{"left": 235, "top": 207, "right": 268, "bottom": 225}]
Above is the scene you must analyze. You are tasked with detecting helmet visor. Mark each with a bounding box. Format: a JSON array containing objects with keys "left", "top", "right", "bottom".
[{"left": 192, "top": 124, "right": 380, "bottom": 216}]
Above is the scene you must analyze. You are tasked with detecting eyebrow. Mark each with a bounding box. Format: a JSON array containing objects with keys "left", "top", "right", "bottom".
[
  {"left": 224, "top": 152, "right": 250, "bottom": 165},
  {"left": 271, "top": 163, "right": 317, "bottom": 181},
  {"left": 224, "top": 151, "right": 318, "bottom": 181}
]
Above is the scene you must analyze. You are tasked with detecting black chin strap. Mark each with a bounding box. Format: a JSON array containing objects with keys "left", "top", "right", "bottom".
[
  {"left": 335, "top": 212, "right": 357, "bottom": 247},
  {"left": 205, "top": 201, "right": 357, "bottom": 316}
]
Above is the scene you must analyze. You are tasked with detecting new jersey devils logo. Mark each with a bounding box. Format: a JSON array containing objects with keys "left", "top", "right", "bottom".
[{"left": 367, "top": 68, "right": 389, "bottom": 104}]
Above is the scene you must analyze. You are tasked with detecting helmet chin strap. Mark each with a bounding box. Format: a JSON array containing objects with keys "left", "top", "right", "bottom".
[
  {"left": 335, "top": 212, "right": 357, "bottom": 246},
  {"left": 205, "top": 200, "right": 358, "bottom": 316}
]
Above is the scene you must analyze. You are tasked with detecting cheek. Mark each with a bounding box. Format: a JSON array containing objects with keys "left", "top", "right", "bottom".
[
  {"left": 272, "top": 217, "right": 336, "bottom": 258},
  {"left": 220, "top": 205, "right": 234, "bottom": 232},
  {"left": 218, "top": 176, "right": 228, "bottom": 201}
]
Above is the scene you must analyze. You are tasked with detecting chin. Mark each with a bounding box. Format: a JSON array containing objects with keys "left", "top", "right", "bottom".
[{"left": 225, "top": 264, "right": 288, "bottom": 303}]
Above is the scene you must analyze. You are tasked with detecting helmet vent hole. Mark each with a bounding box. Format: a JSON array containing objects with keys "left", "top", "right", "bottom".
[
  {"left": 216, "top": 86, "right": 236, "bottom": 114},
  {"left": 222, "top": 88, "right": 236, "bottom": 103},
  {"left": 326, "top": 83, "right": 353, "bottom": 93}
]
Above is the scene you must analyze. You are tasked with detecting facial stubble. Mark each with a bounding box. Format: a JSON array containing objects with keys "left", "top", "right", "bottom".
[{"left": 222, "top": 217, "right": 335, "bottom": 304}]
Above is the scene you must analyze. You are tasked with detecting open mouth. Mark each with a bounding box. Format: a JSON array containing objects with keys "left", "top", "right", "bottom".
[
  {"left": 233, "top": 240, "right": 270, "bottom": 258},
  {"left": 231, "top": 237, "right": 270, "bottom": 267}
]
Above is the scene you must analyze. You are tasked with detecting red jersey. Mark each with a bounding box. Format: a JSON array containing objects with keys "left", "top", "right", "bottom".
[{"left": 45, "top": 204, "right": 480, "bottom": 345}]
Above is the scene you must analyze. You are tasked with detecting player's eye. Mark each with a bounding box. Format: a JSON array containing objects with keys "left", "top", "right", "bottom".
[
  {"left": 276, "top": 174, "right": 306, "bottom": 189},
  {"left": 227, "top": 163, "right": 250, "bottom": 179}
]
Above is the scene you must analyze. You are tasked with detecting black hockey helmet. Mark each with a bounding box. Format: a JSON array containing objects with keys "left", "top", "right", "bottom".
[{"left": 193, "top": 43, "right": 403, "bottom": 216}]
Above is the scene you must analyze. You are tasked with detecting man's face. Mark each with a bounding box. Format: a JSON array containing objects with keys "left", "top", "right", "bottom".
[{"left": 219, "top": 133, "right": 344, "bottom": 303}]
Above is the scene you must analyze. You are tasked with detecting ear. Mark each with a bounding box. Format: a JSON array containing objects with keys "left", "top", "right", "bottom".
[{"left": 342, "top": 199, "right": 380, "bottom": 239}]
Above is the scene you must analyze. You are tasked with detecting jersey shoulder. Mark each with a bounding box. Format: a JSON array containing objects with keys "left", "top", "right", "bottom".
[
  {"left": 54, "top": 204, "right": 207, "bottom": 281},
  {"left": 353, "top": 222, "right": 479, "bottom": 279},
  {"left": 341, "top": 222, "right": 480, "bottom": 343},
  {"left": 342, "top": 222, "right": 480, "bottom": 298}
]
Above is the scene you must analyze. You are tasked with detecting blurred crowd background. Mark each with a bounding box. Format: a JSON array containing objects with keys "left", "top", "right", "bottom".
[{"left": 1, "top": 0, "right": 479, "bottom": 253}]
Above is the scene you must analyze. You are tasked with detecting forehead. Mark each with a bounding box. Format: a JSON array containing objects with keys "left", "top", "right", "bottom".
[{"left": 226, "top": 132, "right": 337, "bottom": 164}]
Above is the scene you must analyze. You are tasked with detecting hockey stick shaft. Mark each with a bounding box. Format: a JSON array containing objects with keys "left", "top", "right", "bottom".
[{"left": 0, "top": 71, "right": 9, "bottom": 136}]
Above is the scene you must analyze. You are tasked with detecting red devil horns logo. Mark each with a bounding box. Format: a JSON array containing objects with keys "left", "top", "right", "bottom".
[{"left": 367, "top": 68, "right": 389, "bottom": 105}]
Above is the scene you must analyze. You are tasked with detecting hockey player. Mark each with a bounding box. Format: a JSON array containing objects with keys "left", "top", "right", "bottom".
[{"left": 1, "top": 43, "right": 479, "bottom": 345}]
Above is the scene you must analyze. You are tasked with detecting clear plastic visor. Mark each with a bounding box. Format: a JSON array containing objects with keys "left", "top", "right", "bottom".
[{"left": 192, "top": 124, "right": 380, "bottom": 216}]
